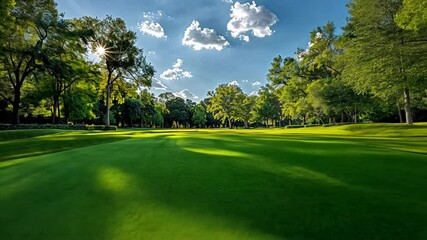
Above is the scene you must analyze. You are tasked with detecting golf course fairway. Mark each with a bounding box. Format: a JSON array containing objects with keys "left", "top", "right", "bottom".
[{"left": 1, "top": 124, "right": 426, "bottom": 240}]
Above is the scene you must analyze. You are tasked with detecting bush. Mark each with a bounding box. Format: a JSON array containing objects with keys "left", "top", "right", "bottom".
[
  {"left": 0, "top": 124, "right": 117, "bottom": 131},
  {"left": 85, "top": 125, "right": 117, "bottom": 131},
  {"left": 285, "top": 125, "right": 306, "bottom": 129},
  {"left": 323, "top": 123, "right": 356, "bottom": 127},
  {"left": 305, "top": 124, "right": 322, "bottom": 128}
]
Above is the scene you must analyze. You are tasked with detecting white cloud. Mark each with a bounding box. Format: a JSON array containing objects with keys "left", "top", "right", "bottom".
[
  {"left": 143, "top": 10, "right": 164, "bottom": 20},
  {"left": 221, "top": 0, "right": 233, "bottom": 3},
  {"left": 229, "top": 80, "right": 240, "bottom": 86},
  {"left": 139, "top": 21, "right": 167, "bottom": 38},
  {"left": 160, "top": 59, "right": 193, "bottom": 80},
  {"left": 252, "top": 81, "right": 261, "bottom": 86},
  {"left": 151, "top": 78, "right": 167, "bottom": 90},
  {"left": 242, "top": 80, "right": 249, "bottom": 83},
  {"left": 173, "top": 89, "right": 199, "bottom": 100},
  {"left": 148, "top": 51, "right": 156, "bottom": 56},
  {"left": 227, "top": 1, "right": 278, "bottom": 42},
  {"left": 249, "top": 91, "right": 259, "bottom": 97},
  {"left": 182, "top": 20, "right": 229, "bottom": 51}
]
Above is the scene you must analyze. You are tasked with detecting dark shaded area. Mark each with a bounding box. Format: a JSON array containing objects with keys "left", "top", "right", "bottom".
[{"left": 0, "top": 133, "right": 129, "bottom": 162}]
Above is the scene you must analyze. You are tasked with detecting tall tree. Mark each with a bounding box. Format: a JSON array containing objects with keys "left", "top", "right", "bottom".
[
  {"left": 84, "top": 16, "right": 154, "bottom": 126},
  {"left": 235, "top": 93, "right": 256, "bottom": 128},
  {"left": 207, "top": 84, "right": 242, "bottom": 128},
  {"left": 193, "top": 104, "right": 207, "bottom": 128},
  {"left": 42, "top": 19, "right": 97, "bottom": 123},
  {"left": 0, "top": 0, "right": 62, "bottom": 124},
  {"left": 254, "top": 85, "right": 282, "bottom": 126},
  {"left": 342, "top": 0, "right": 427, "bottom": 124}
]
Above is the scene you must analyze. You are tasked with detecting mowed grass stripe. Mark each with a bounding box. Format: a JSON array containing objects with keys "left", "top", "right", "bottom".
[{"left": 1, "top": 127, "right": 427, "bottom": 239}]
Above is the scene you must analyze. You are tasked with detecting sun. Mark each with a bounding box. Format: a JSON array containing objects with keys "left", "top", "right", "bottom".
[{"left": 95, "top": 45, "right": 106, "bottom": 56}]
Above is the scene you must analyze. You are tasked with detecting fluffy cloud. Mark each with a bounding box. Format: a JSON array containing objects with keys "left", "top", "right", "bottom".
[
  {"left": 139, "top": 21, "right": 167, "bottom": 38},
  {"left": 242, "top": 80, "right": 249, "bottom": 83},
  {"left": 182, "top": 20, "right": 229, "bottom": 51},
  {"left": 143, "top": 10, "right": 165, "bottom": 20},
  {"left": 221, "top": 0, "right": 233, "bottom": 3},
  {"left": 151, "top": 78, "right": 167, "bottom": 90},
  {"left": 252, "top": 81, "right": 261, "bottom": 86},
  {"left": 249, "top": 91, "right": 259, "bottom": 97},
  {"left": 173, "top": 89, "right": 199, "bottom": 100},
  {"left": 160, "top": 59, "right": 193, "bottom": 80},
  {"left": 227, "top": 1, "right": 278, "bottom": 42},
  {"left": 229, "top": 80, "right": 240, "bottom": 86}
]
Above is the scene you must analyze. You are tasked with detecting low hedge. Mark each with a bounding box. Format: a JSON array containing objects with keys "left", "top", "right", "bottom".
[
  {"left": 0, "top": 124, "right": 117, "bottom": 131},
  {"left": 323, "top": 123, "right": 356, "bottom": 127},
  {"left": 285, "top": 125, "right": 306, "bottom": 129},
  {"left": 85, "top": 125, "right": 117, "bottom": 131}
]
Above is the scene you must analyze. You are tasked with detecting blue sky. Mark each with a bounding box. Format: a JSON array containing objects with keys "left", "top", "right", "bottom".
[{"left": 57, "top": 0, "right": 349, "bottom": 100}]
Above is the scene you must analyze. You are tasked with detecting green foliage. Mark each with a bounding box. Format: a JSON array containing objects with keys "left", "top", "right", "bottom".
[
  {"left": 193, "top": 104, "right": 207, "bottom": 127},
  {"left": 342, "top": 0, "right": 427, "bottom": 124},
  {"left": 0, "top": 0, "right": 63, "bottom": 124},
  {"left": 165, "top": 97, "right": 189, "bottom": 127},
  {"left": 395, "top": 0, "right": 427, "bottom": 31},
  {"left": 207, "top": 84, "right": 243, "bottom": 128},
  {"left": 0, "top": 123, "right": 116, "bottom": 131},
  {"left": 80, "top": 16, "right": 154, "bottom": 126},
  {"left": 254, "top": 85, "right": 281, "bottom": 124}
]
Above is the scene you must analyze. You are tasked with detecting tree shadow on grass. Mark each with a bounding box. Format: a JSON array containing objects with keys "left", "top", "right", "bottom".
[{"left": 0, "top": 133, "right": 130, "bottom": 163}]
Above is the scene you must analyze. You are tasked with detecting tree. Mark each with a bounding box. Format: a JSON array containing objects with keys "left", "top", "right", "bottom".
[
  {"left": 193, "top": 104, "right": 207, "bottom": 128},
  {"left": 0, "top": 0, "right": 62, "bottom": 124},
  {"left": 342, "top": 0, "right": 427, "bottom": 124},
  {"left": 395, "top": 0, "right": 427, "bottom": 31},
  {"left": 165, "top": 97, "right": 189, "bottom": 128},
  {"left": 207, "top": 84, "right": 242, "bottom": 128},
  {"left": 84, "top": 16, "right": 154, "bottom": 126},
  {"left": 42, "top": 19, "right": 97, "bottom": 123},
  {"left": 254, "top": 85, "right": 281, "bottom": 126},
  {"left": 122, "top": 98, "right": 142, "bottom": 127},
  {"left": 152, "top": 104, "right": 165, "bottom": 128},
  {"left": 235, "top": 93, "right": 256, "bottom": 128}
]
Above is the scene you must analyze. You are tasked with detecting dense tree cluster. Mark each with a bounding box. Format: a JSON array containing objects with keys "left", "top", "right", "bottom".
[{"left": 1, "top": 0, "right": 426, "bottom": 127}]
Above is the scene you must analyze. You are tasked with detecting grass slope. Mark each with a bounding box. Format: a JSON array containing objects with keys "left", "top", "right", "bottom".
[{"left": 1, "top": 124, "right": 427, "bottom": 239}]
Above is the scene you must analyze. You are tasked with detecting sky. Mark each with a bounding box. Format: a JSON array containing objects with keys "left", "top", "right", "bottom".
[{"left": 56, "top": 0, "right": 350, "bottom": 100}]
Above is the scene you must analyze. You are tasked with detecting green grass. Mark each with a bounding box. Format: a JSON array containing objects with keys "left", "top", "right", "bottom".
[{"left": 1, "top": 124, "right": 427, "bottom": 239}]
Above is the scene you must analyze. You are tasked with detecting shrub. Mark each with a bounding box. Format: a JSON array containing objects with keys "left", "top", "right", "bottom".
[
  {"left": 285, "top": 125, "right": 306, "bottom": 129},
  {"left": 85, "top": 125, "right": 117, "bottom": 131},
  {"left": 0, "top": 124, "right": 117, "bottom": 131}
]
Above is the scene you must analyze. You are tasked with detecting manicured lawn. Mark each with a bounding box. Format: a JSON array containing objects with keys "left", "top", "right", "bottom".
[{"left": 1, "top": 124, "right": 427, "bottom": 239}]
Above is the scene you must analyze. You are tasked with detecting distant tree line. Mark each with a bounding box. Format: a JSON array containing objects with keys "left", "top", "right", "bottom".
[{"left": 1, "top": 0, "right": 426, "bottom": 128}]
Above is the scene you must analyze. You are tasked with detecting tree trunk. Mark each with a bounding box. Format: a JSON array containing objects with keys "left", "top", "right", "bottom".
[
  {"left": 244, "top": 120, "right": 248, "bottom": 129},
  {"left": 105, "top": 84, "right": 111, "bottom": 126},
  {"left": 52, "top": 96, "right": 59, "bottom": 124},
  {"left": 228, "top": 118, "right": 232, "bottom": 129},
  {"left": 12, "top": 87, "right": 21, "bottom": 125},
  {"left": 397, "top": 99, "right": 403, "bottom": 123},
  {"left": 403, "top": 88, "right": 413, "bottom": 125},
  {"left": 354, "top": 108, "right": 357, "bottom": 123}
]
